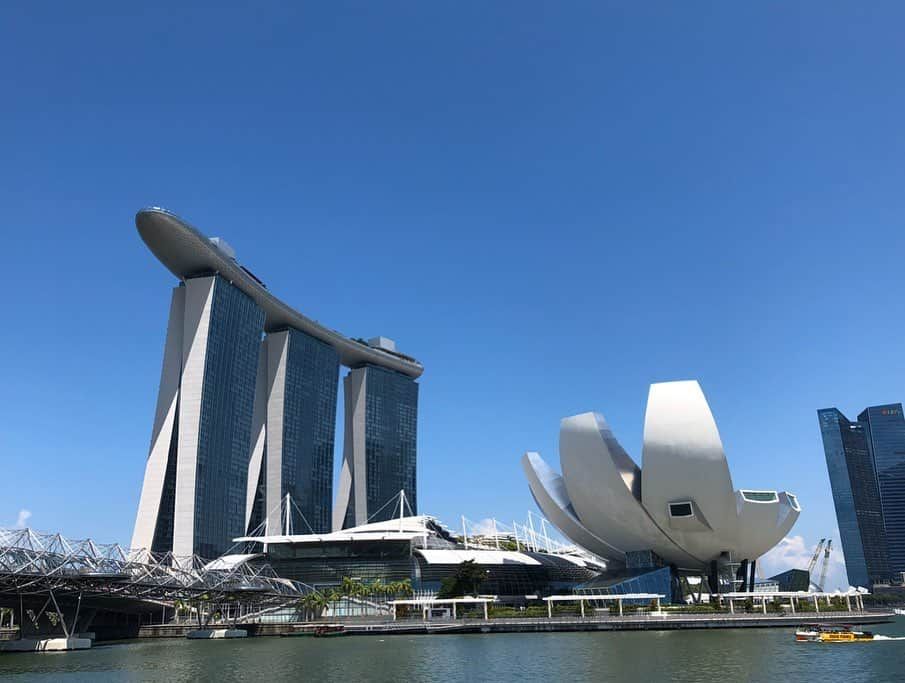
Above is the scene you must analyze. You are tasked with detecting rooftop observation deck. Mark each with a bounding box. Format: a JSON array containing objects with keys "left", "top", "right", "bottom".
[{"left": 135, "top": 208, "right": 423, "bottom": 378}]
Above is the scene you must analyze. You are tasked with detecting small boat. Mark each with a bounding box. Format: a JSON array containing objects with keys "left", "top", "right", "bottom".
[
  {"left": 281, "top": 625, "right": 318, "bottom": 637},
  {"left": 282, "top": 623, "right": 346, "bottom": 637},
  {"left": 313, "top": 624, "right": 346, "bottom": 637},
  {"left": 795, "top": 624, "right": 874, "bottom": 642},
  {"left": 894, "top": 608, "right": 905, "bottom": 616}
]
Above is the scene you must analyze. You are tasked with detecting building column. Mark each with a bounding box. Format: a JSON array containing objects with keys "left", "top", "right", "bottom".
[
  {"left": 333, "top": 369, "right": 368, "bottom": 530},
  {"left": 131, "top": 285, "right": 185, "bottom": 553}
]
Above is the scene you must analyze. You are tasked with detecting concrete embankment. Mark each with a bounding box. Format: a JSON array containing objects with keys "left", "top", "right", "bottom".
[{"left": 136, "top": 610, "right": 895, "bottom": 639}]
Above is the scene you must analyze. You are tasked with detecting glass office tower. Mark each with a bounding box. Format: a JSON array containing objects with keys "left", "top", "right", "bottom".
[
  {"left": 132, "top": 275, "right": 265, "bottom": 559},
  {"left": 859, "top": 404, "right": 905, "bottom": 578},
  {"left": 818, "top": 408, "right": 891, "bottom": 587},
  {"left": 246, "top": 329, "right": 339, "bottom": 535},
  {"left": 334, "top": 365, "right": 419, "bottom": 529}
]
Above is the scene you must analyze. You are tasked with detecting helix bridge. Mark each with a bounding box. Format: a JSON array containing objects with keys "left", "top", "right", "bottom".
[{"left": 0, "top": 527, "right": 308, "bottom": 640}]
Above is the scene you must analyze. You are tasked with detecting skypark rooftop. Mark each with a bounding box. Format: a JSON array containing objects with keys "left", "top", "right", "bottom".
[{"left": 135, "top": 207, "right": 423, "bottom": 378}]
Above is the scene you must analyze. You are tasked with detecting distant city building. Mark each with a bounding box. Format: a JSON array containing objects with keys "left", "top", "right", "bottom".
[
  {"left": 858, "top": 405, "right": 905, "bottom": 580},
  {"left": 131, "top": 208, "right": 423, "bottom": 558},
  {"left": 768, "top": 568, "right": 810, "bottom": 592},
  {"left": 818, "top": 404, "right": 905, "bottom": 587}
]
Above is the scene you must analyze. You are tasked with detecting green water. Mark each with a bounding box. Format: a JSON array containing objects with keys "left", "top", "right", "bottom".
[{"left": 2, "top": 619, "right": 904, "bottom": 682}]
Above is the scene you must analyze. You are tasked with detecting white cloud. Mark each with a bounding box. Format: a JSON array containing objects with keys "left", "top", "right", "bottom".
[
  {"left": 14, "top": 509, "right": 32, "bottom": 529},
  {"left": 468, "top": 518, "right": 500, "bottom": 537},
  {"left": 759, "top": 534, "right": 849, "bottom": 591}
]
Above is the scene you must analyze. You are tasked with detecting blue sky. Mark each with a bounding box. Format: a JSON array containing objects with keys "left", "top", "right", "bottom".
[{"left": 2, "top": 3, "right": 904, "bottom": 588}]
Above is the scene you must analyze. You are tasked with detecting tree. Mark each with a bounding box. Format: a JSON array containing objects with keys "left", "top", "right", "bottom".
[
  {"left": 437, "top": 560, "right": 488, "bottom": 598},
  {"left": 300, "top": 591, "right": 329, "bottom": 620}
]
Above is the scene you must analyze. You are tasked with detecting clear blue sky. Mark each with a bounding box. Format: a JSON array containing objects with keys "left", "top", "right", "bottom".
[{"left": 2, "top": 3, "right": 904, "bottom": 585}]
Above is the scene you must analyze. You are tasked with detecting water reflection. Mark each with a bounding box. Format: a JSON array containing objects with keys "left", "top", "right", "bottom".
[{"left": 0, "top": 618, "right": 903, "bottom": 683}]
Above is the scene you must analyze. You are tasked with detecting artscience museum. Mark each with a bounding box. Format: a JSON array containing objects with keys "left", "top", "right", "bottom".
[{"left": 523, "top": 380, "right": 800, "bottom": 596}]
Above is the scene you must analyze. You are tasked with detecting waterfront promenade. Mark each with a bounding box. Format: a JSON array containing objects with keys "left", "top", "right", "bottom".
[{"left": 134, "top": 608, "right": 896, "bottom": 639}]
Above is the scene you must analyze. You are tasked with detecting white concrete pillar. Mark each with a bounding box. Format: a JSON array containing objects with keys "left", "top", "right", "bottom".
[
  {"left": 729, "top": 599, "right": 734, "bottom": 614},
  {"left": 762, "top": 597, "right": 767, "bottom": 615},
  {"left": 580, "top": 600, "right": 585, "bottom": 618},
  {"left": 813, "top": 596, "right": 819, "bottom": 613},
  {"left": 547, "top": 601, "right": 552, "bottom": 618},
  {"left": 483, "top": 602, "right": 488, "bottom": 620},
  {"left": 618, "top": 599, "right": 623, "bottom": 616},
  {"left": 790, "top": 597, "right": 795, "bottom": 614}
]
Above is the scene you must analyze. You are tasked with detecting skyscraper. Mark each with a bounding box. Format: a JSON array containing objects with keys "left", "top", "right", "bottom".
[
  {"left": 246, "top": 329, "right": 340, "bottom": 536},
  {"left": 858, "top": 404, "right": 905, "bottom": 578},
  {"left": 818, "top": 407, "right": 893, "bottom": 587},
  {"left": 131, "top": 208, "right": 423, "bottom": 558},
  {"left": 334, "top": 361, "right": 419, "bottom": 530},
  {"left": 132, "top": 276, "right": 265, "bottom": 559}
]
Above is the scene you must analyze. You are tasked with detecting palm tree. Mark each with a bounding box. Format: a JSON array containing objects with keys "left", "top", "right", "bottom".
[
  {"left": 398, "top": 578, "right": 414, "bottom": 598},
  {"left": 370, "top": 579, "right": 386, "bottom": 604},
  {"left": 310, "top": 591, "right": 329, "bottom": 620},
  {"left": 300, "top": 591, "right": 328, "bottom": 620}
]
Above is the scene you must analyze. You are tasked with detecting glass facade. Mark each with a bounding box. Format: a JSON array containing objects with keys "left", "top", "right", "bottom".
[
  {"left": 818, "top": 408, "right": 890, "bottom": 587},
  {"left": 246, "top": 448, "right": 266, "bottom": 535},
  {"left": 281, "top": 328, "right": 340, "bottom": 534},
  {"left": 193, "top": 277, "right": 265, "bottom": 558},
  {"left": 344, "top": 365, "right": 419, "bottom": 527},
  {"left": 858, "top": 404, "right": 905, "bottom": 578},
  {"left": 258, "top": 540, "right": 596, "bottom": 596},
  {"left": 150, "top": 414, "right": 179, "bottom": 553},
  {"left": 264, "top": 540, "right": 415, "bottom": 590},
  {"left": 577, "top": 567, "right": 676, "bottom": 604}
]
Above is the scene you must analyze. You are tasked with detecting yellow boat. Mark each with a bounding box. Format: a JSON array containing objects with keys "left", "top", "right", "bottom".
[{"left": 795, "top": 624, "right": 874, "bottom": 642}]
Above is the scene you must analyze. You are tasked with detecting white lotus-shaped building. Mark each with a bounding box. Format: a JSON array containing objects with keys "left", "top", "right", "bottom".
[{"left": 523, "top": 381, "right": 800, "bottom": 571}]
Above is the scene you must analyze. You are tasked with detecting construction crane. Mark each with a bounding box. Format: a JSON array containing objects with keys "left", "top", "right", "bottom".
[
  {"left": 807, "top": 538, "right": 826, "bottom": 576},
  {"left": 815, "top": 540, "right": 833, "bottom": 592}
]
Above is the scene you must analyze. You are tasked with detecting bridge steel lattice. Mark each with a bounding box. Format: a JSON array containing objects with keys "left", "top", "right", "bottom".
[{"left": 0, "top": 527, "right": 308, "bottom": 639}]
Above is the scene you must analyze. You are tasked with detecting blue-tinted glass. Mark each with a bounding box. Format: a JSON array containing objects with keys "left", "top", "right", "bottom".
[
  {"left": 344, "top": 365, "right": 418, "bottom": 526},
  {"left": 194, "top": 276, "right": 265, "bottom": 558},
  {"left": 818, "top": 408, "right": 890, "bottom": 586},
  {"left": 859, "top": 404, "right": 905, "bottom": 577},
  {"left": 150, "top": 412, "right": 179, "bottom": 553},
  {"left": 281, "top": 328, "right": 340, "bottom": 533}
]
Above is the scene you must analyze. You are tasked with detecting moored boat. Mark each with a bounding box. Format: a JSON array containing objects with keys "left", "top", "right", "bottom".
[{"left": 313, "top": 624, "right": 346, "bottom": 637}]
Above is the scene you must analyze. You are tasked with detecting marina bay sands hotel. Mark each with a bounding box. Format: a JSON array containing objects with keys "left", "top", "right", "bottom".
[{"left": 131, "top": 208, "right": 422, "bottom": 558}]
